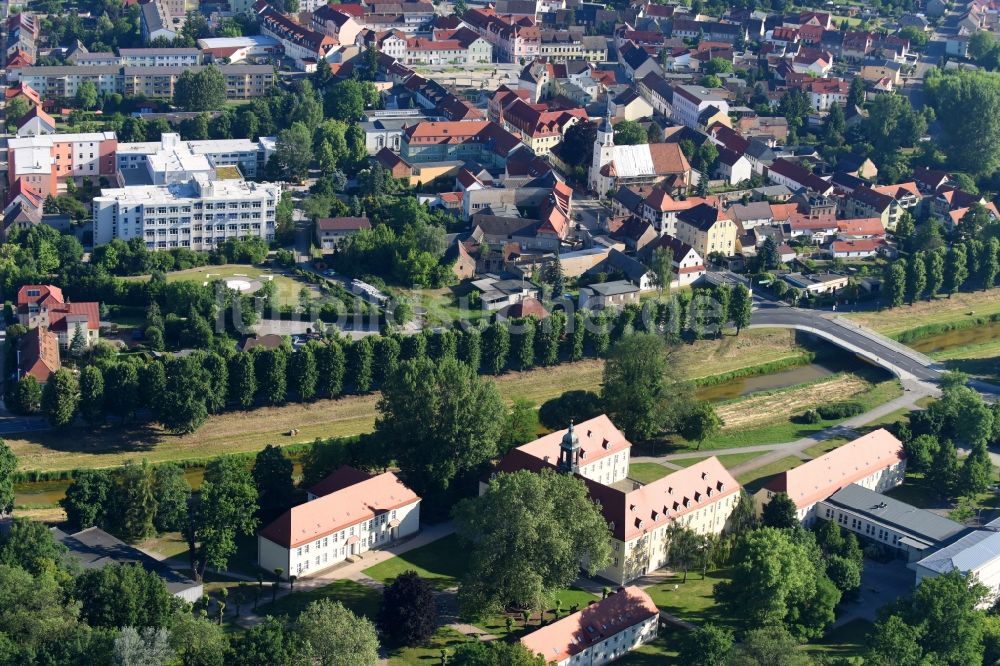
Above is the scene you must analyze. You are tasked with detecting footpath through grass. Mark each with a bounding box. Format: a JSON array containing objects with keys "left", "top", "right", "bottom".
[
  {"left": 362, "top": 534, "right": 467, "bottom": 590},
  {"left": 257, "top": 579, "right": 381, "bottom": 620}
]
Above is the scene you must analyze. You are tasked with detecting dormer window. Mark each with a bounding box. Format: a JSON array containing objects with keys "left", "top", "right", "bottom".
[
  {"left": 701, "top": 471, "right": 708, "bottom": 480},
  {"left": 717, "top": 481, "right": 726, "bottom": 491},
  {"left": 683, "top": 498, "right": 690, "bottom": 508},
  {"left": 694, "top": 492, "right": 702, "bottom": 502},
  {"left": 602, "top": 438, "right": 610, "bottom": 449}
]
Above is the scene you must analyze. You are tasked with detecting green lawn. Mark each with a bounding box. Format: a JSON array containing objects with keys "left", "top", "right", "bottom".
[
  {"left": 736, "top": 457, "right": 802, "bottom": 491},
  {"left": 645, "top": 569, "right": 733, "bottom": 628},
  {"left": 618, "top": 633, "right": 680, "bottom": 664},
  {"left": 680, "top": 379, "right": 902, "bottom": 452},
  {"left": 386, "top": 627, "right": 471, "bottom": 666},
  {"left": 805, "top": 619, "right": 874, "bottom": 659},
  {"left": 630, "top": 462, "right": 673, "bottom": 484},
  {"left": 803, "top": 438, "right": 851, "bottom": 458},
  {"left": 363, "top": 534, "right": 468, "bottom": 590},
  {"left": 256, "top": 579, "right": 381, "bottom": 620},
  {"left": 670, "top": 451, "right": 769, "bottom": 469},
  {"left": 161, "top": 264, "right": 318, "bottom": 309},
  {"left": 475, "top": 586, "right": 600, "bottom": 640}
]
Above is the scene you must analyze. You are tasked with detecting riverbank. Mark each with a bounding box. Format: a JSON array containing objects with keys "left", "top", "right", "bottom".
[{"left": 844, "top": 288, "right": 1000, "bottom": 338}]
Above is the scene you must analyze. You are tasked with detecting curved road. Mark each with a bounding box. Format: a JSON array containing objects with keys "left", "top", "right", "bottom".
[{"left": 749, "top": 302, "right": 943, "bottom": 384}]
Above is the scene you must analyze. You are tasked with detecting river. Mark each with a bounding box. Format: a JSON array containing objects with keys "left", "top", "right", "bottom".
[{"left": 906, "top": 322, "right": 1000, "bottom": 354}]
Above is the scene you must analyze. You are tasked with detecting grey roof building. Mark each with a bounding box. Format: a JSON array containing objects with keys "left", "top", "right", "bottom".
[
  {"left": 54, "top": 526, "right": 203, "bottom": 602},
  {"left": 819, "top": 484, "right": 969, "bottom": 562}
]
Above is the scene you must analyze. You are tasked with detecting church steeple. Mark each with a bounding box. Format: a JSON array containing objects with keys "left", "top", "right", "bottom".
[
  {"left": 597, "top": 110, "right": 614, "bottom": 147},
  {"left": 558, "top": 420, "right": 581, "bottom": 474}
]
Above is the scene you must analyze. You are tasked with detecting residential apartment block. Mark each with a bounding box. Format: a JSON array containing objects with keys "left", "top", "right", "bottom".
[
  {"left": 118, "top": 48, "right": 202, "bottom": 67},
  {"left": 754, "top": 429, "right": 906, "bottom": 524},
  {"left": 93, "top": 174, "right": 281, "bottom": 252},
  {"left": 520, "top": 586, "right": 659, "bottom": 664},
  {"left": 10, "top": 64, "right": 272, "bottom": 100},
  {"left": 257, "top": 3, "right": 340, "bottom": 70},
  {"left": 7, "top": 131, "right": 118, "bottom": 198},
  {"left": 490, "top": 415, "right": 742, "bottom": 583},
  {"left": 258, "top": 467, "right": 421, "bottom": 579}
]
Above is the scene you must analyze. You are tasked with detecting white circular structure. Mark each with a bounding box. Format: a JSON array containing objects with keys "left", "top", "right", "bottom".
[{"left": 225, "top": 278, "right": 256, "bottom": 292}]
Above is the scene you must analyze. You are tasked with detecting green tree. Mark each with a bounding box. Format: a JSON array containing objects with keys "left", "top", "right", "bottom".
[
  {"left": 515, "top": 318, "right": 535, "bottom": 370},
  {"left": 257, "top": 347, "right": 288, "bottom": 405},
  {"left": 0, "top": 517, "right": 66, "bottom": 576},
  {"left": 253, "top": 444, "right": 295, "bottom": 522},
  {"left": 483, "top": 320, "right": 511, "bottom": 375},
  {"left": 158, "top": 355, "right": 210, "bottom": 434},
  {"left": 454, "top": 469, "right": 612, "bottom": 618},
  {"left": 105, "top": 362, "right": 140, "bottom": 420},
  {"left": 78, "top": 366, "right": 105, "bottom": 425},
  {"left": 601, "top": 333, "right": 680, "bottom": 441},
  {"left": 959, "top": 440, "right": 994, "bottom": 496},
  {"left": 113, "top": 460, "right": 157, "bottom": 543},
  {"left": 377, "top": 358, "right": 505, "bottom": 499},
  {"left": 296, "top": 599, "right": 379, "bottom": 666},
  {"left": 230, "top": 617, "right": 303, "bottom": 666},
  {"left": 173, "top": 65, "right": 227, "bottom": 111},
  {"left": 61, "top": 469, "right": 114, "bottom": 529},
  {"left": 905, "top": 434, "right": 938, "bottom": 473},
  {"left": 729, "top": 626, "right": 813, "bottom": 666},
  {"left": 503, "top": 398, "right": 538, "bottom": 454},
  {"left": 192, "top": 456, "right": 259, "bottom": 580},
  {"left": 168, "top": 611, "right": 230, "bottom": 666},
  {"left": 202, "top": 352, "right": 228, "bottom": 414},
  {"left": 760, "top": 492, "right": 798, "bottom": 529},
  {"left": 41, "top": 368, "right": 79, "bottom": 428},
  {"left": 678, "top": 624, "right": 734, "bottom": 666},
  {"left": 715, "top": 528, "right": 840, "bottom": 638},
  {"left": 0, "top": 564, "right": 80, "bottom": 655},
  {"left": 16, "top": 374, "right": 42, "bottom": 415},
  {"left": 981, "top": 237, "right": 999, "bottom": 289},
  {"left": 924, "top": 250, "right": 944, "bottom": 299},
  {"left": 349, "top": 337, "right": 374, "bottom": 393},
  {"left": 613, "top": 120, "right": 646, "bottom": 145},
  {"left": 905, "top": 252, "right": 927, "bottom": 304},
  {"left": 651, "top": 246, "right": 674, "bottom": 296},
  {"left": 925, "top": 69, "right": 1000, "bottom": 174},
  {"left": 676, "top": 400, "right": 722, "bottom": 450},
  {"left": 316, "top": 340, "right": 345, "bottom": 398},
  {"left": 75, "top": 80, "right": 98, "bottom": 110},
  {"left": 290, "top": 345, "right": 318, "bottom": 402},
  {"left": 536, "top": 313, "right": 562, "bottom": 367},
  {"left": 868, "top": 570, "right": 987, "bottom": 665},
  {"left": 944, "top": 243, "right": 969, "bottom": 297},
  {"left": 928, "top": 440, "right": 960, "bottom": 499},
  {"left": 229, "top": 352, "right": 257, "bottom": 409},
  {"left": 0, "top": 441, "right": 14, "bottom": 516},
  {"left": 4, "top": 96, "right": 29, "bottom": 125},
  {"left": 275, "top": 122, "right": 314, "bottom": 181},
  {"left": 75, "top": 563, "right": 174, "bottom": 628},
  {"left": 153, "top": 463, "right": 191, "bottom": 533},
  {"left": 729, "top": 284, "right": 753, "bottom": 334},
  {"left": 377, "top": 571, "right": 438, "bottom": 647},
  {"left": 884, "top": 260, "right": 907, "bottom": 308},
  {"left": 450, "top": 641, "right": 545, "bottom": 665}
]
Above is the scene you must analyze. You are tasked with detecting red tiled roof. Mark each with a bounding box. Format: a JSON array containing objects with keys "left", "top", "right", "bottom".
[
  {"left": 19, "top": 326, "right": 59, "bottom": 383},
  {"left": 521, "top": 587, "right": 658, "bottom": 662},
  {"left": 260, "top": 468, "right": 420, "bottom": 548},
  {"left": 763, "top": 429, "right": 904, "bottom": 509}
]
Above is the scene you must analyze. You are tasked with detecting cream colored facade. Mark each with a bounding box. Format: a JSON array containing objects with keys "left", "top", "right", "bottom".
[
  {"left": 675, "top": 217, "right": 738, "bottom": 258},
  {"left": 258, "top": 499, "right": 420, "bottom": 579},
  {"left": 601, "top": 489, "right": 740, "bottom": 584},
  {"left": 547, "top": 614, "right": 657, "bottom": 665}
]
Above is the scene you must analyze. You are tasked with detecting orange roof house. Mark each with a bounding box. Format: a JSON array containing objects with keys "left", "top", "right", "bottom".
[
  {"left": 258, "top": 467, "right": 421, "bottom": 579},
  {"left": 521, "top": 586, "right": 659, "bottom": 663},
  {"left": 18, "top": 326, "right": 60, "bottom": 383},
  {"left": 755, "top": 429, "right": 905, "bottom": 523}
]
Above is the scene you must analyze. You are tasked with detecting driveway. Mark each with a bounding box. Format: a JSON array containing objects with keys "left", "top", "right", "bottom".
[{"left": 833, "top": 559, "right": 914, "bottom": 627}]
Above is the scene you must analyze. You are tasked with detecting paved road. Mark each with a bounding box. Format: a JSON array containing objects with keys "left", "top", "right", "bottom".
[{"left": 750, "top": 302, "right": 943, "bottom": 384}]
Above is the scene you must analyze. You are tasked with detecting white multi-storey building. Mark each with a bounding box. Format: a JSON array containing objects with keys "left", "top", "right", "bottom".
[
  {"left": 258, "top": 467, "right": 421, "bottom": 579},
  {"left": 93, "top": 173, "right": 281, "bottom": 251},
  {"left": 117, "top": 133, "right": 276, "bottom": 180},
  {"left": 671, "top": 84, "right": 730, "bottom": 129}
]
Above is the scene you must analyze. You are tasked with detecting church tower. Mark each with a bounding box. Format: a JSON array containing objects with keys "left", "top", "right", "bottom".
[
  {"left": 558, "top": 421, "right": 581, "bottom": 474},
  {"left": 589, "top": 112, "right": 615, "bottom": 195}
]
